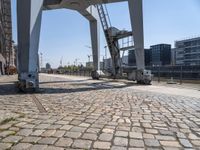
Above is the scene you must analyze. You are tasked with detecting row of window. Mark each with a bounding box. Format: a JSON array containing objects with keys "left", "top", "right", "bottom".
[
  {"left": 176, "top": 39, "right": 200, "bottom": 48},
  {"left": 185, "top": 55, "right": 200, "bottom": 59},
  {"left": 185, "top": 47, "right": 200, "bottom": 53},
  {"left": 184, "top": 40, "right": 200, "bottom": 47}
]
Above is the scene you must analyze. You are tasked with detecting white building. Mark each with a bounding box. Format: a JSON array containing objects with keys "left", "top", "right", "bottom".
[
  {"left": 103, "top": 55, "right": 128, "bottom": 71},
  {"left": 175, "top": 37, "right": 200, "bottom": 66}
]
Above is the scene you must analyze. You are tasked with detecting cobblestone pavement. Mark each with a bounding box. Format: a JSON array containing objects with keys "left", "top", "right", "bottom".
[{"left": 0, "top": 74, "right": 200, "bottom": 150}]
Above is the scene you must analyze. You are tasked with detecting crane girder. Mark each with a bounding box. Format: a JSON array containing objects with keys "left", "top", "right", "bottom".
[{"left": 43, "top": 0, "right": 127, "bottom": 10}]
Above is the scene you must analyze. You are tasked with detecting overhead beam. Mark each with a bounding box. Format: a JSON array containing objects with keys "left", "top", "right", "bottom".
[
  {"left": 90, "top": 0, "right": 126, "bottom": 5},
  {"left": 43, "top": 0, "right": 127, "bottom": 10}
]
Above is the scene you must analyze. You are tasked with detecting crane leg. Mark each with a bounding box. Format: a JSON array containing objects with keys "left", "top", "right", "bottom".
[
  {"left": 128, "top": 0, "right": 152, "bottom": 84},
  {"left": 128, "top": 0, "right": 145, "bottom": 70},
  {"left": 90, "top": 20, "right": 100, "bottom": 79},
  {"left": 17, "top": 0, "right": 43, "bottom": 92}
]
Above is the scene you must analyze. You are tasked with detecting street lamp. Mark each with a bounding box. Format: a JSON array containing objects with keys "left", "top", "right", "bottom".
[
  {"left": 85, "top": 45, "right": 92, "bottom": 49},
  {"left": 104, "top": 45, "right": 108, "bottom": 59},
  {"left": 88, "top": 55, "right": 92, "bottom": 62},
  {"left": 85, "top": 45, "right": 93, "bottom": 62}
]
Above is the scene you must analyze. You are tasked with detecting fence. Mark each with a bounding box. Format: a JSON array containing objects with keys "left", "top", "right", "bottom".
[
  {"left": 54, "top": 65, "right": 200, "bottom": 84},
  {"left": 146, "top": 65, "right": 200, "bottom": 84},
  {"left": 59, "top": 70, "right": 92, "bottom": 77}
]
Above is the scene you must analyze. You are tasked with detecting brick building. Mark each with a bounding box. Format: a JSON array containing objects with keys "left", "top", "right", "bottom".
[{"left": 0, "top": 0, "right": 12, "bottom": 75}]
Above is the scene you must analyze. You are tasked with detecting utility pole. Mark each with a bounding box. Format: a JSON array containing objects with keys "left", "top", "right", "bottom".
[{"left": 85, "top": 45, "right": 92, "bottom": 49}]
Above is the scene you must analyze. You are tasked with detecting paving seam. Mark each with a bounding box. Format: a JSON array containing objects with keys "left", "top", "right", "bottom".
[{"left": 30, "top": 95, "right": 47, "bottom": 113}]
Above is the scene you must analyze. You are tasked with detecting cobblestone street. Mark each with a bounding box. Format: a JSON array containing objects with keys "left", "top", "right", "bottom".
[{"left": 0, "top": 74, "right": 200, "bottom": 150}]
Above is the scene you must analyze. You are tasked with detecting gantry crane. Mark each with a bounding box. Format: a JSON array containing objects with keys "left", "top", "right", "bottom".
[{"left": 17, "top": 0, "right": 152, "bottom": 91}]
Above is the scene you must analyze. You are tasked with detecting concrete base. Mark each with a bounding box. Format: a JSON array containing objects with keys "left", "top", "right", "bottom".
[
  {"left": 128, "top": 69, "right": 152, "bottom": 85},
  {"left": 0, "top": 54, "right": 6, "bottom": 75},
  {"left": 18, "top": 72, "right": 39, "bottom": 92},
  {"left": 91, "top": 70, "right": 100, "bottom": 80}
]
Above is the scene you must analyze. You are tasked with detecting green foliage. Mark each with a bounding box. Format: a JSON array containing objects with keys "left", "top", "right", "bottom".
[{"left": 0, "top": 117, "right": 16, "bottom": 125}]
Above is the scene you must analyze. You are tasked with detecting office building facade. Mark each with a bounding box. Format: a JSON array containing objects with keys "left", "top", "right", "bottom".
[
  {"left": 175, "top": 37, "right": 200, "bottom": 66},
  {"left": 128, "top": 49, "right": 152, "bottom": 67},
  {"left": 171, "top": 48, "right": 176, "bottom": 66},
  {"left": 150, "top": 44, "right": 171, "bottom": 66}
]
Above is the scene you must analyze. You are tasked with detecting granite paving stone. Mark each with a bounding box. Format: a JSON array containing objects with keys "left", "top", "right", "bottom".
[
  {"left": 0, "top": 74, "right": 200, "bottom": 149},
  {"left": 99, "top": 133, "right": 113, "bottom": 141},
  {"left": 144, "top": 139, "right": 160, "bottom": 147},
  {"left": 72, "top": 139, "right": 92, "bottom": 149},
  {"left": 21, "top": 136, "right": 41, "bottom": 143},
  {"left": 114, "top": 137, "right": 128, "bottom": 147},
  {"left": 129, "top": 139, "right": 145, "bottom": 147},
  {"left": 55, "top": 137, "right": 73, "bottom": 147},
  {"left": 81, "top": 133, "right": 97, "bottom": 140},
  {"left": 2, "top": 135, "right": 23, "bottom": 143},
  {"left": 93, "top": 141, "right": 111, "bottom": 149},
  {"left": 11, "top": 143, "right": 33, "bottom": 150},
  {"left": 29, "top": 144, "right": 48, "bottom": 150},
  {"left": 38, "top": 137, "right": 58, "bottom": 145},
  {"left": 0, "top": 143, "right": 12, "bottom": 150}
]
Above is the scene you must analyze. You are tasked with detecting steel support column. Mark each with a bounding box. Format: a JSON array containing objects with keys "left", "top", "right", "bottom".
[
  {"left": 17, "top": 0, "right": 43, "bottom": 91},
  {"left": 90, "top": 20, "right": 100, "bottom": 71},
  {"left": 80, "top": 6, "right": 101, "bottom": 79},
  {"left": 128, "top": 0, "right": 145, "bottom": 70}
]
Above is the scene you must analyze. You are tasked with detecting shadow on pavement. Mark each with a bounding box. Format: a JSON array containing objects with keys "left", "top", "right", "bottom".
[
  {"left": 39, "top": 79, "right": 92, "bottom": 85},
  {"left": 39, "top": 84, "right": 132, "bottom": 94},
  {"left": 0, "top": 82, "right": 20, "bottom": 95},
  {"left": 0, "top": 80, "right": 147, "bottom": 95}
]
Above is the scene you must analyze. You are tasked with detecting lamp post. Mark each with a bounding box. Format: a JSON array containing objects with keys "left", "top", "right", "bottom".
[
  {"left": 104, "top": 45, "right": 108, "bottom": 59},
  {"left": 88, "top": 55, "right": 92, "bottom": 63},
  {"left": 85, "top": 45, "right": 92, "bottom": 49},
  {"left": 85, "top": 45, "right": 92, "bottom": 63}
]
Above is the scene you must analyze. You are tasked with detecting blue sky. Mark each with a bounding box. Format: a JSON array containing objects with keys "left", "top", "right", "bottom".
[{"left": 12, "top": 0, "right": 200, "bottom": 68}]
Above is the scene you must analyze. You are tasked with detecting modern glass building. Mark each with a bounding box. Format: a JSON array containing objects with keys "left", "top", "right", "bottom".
[
  {"left": 128, "top": 49, "right": 152, "bottom": 67},
  {"left": 150, "top": 44, "right": 171, "bottom": 66},
  {"left": 175, "top": 37, "right": 200, "bottom": 66},
  {"left": 0, "top": 0, "right": 12, "bottom": 75}
]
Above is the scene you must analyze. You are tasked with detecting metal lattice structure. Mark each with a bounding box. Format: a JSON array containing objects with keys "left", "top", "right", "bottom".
[
  {"left": 0, "top": 0, "right": 12, "bottom": 75},
  {"left": 97, "top": 4, "right": 135, "bottom": 77}
]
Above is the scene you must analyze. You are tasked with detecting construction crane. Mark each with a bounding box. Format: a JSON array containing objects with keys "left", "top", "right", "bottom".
[{"left": 96, "top": 4, "right": 152, "bottom": 84}]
